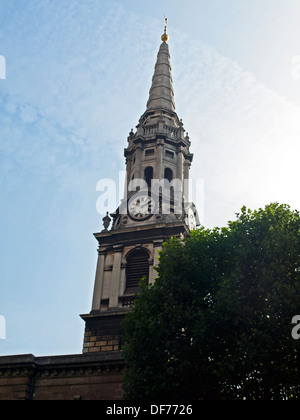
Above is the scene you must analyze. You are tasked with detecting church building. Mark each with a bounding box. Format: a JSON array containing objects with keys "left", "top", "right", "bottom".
[{"left": 0, "top": 21, "right": 199, "bottom": 400}]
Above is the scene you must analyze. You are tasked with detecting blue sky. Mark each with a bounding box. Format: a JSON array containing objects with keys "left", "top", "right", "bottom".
[{"left": 1, "top": 0, "right": 300, "bottom": 356}]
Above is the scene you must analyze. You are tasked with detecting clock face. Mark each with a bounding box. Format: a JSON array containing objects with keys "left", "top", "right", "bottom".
[{"left": 128, "top": 194, "right": 155, "bottom": 221}]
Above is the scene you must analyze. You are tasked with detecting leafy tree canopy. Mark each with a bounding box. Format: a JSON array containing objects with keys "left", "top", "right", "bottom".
[{"left": 122, "top": 203, "right": 300, "bottom": 400}]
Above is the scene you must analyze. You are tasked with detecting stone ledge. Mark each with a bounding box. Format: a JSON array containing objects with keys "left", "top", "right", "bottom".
[{"left": 0, "top": 352, "right": 124, "bottom": 369}]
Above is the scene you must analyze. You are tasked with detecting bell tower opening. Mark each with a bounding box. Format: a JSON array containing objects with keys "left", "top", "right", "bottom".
[
  {"left": 125, "top": 249, "right": 150, "bottom": 295},
  {"left": 164, "top": 168, "right": 173, "bottom": 182},
  {"left": 144, "top": 166, "right": 153, "bottom": 188}
]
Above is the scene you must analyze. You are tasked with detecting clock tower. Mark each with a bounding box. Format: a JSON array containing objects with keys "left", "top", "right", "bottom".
[{"left": 81, "top": 21, "right": 199, "bottom": 354}]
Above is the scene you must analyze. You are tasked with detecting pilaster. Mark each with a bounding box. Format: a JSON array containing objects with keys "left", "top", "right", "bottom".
[
  {"left": 109, "top": 246, "right": 123, "bottom": 309},
  {"left": 92, "top": 248, "right": 106, "bottom": 311}
]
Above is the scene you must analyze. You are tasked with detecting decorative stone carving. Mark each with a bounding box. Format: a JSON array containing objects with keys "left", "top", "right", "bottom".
[{"left": 102, "top": 212, "right": 111, "bottom": 232}]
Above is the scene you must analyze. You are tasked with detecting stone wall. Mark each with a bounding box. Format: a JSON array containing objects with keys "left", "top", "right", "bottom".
[
  {"left": 81, "top": 311, "right": 126, "bottom": 355},
  {"left": 0, "top": 352, "right": 124, "bottom": 400}
]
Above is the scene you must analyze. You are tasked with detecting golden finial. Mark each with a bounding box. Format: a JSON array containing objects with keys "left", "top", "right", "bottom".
[{"left": 161, "top": 17, "right": 169, "bottom": 43}]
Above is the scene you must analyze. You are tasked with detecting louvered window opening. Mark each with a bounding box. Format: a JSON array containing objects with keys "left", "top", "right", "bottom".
[{"left": 126, "top": 250, "right": 149, "bottom": 294}]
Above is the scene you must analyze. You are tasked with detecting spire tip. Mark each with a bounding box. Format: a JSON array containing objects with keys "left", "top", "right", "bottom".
[{"left": 161, "top": 17, "right": 169, "bottom": 43}]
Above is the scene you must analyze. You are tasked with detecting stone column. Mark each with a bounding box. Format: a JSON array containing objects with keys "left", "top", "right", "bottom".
[
  {"left": 125, "top": 157, "right": 132, "bottom": 198},
  {"left": 91, "top": 248, "right": 106, "bottom": 311},
  {"left": 120, "top": 262, "right": 127, "bottom": 296},
  {"left": 109, "top": 246, "right": 123, "bottom": 309},
  {"left": 156, "top": 139, "right": 164, "bottom": 181},
  {"left": 176, "top": 147, "right": 184, "bottom": 185},
  {"left": 135, "top": 145, "right": 143, "bottom": 181}
]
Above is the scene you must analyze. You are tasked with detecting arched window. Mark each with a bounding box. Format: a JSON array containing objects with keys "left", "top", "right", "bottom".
[
  {"left": 144, "top": 167, "right": 153, "bottom": 188},
  {"left": 164, "top": 168, "right": 173, "bottom": 182},
  {"left": 164, "top": 168, "right": 174, "bottom": 209},
  {"left": 125, "top": 249, "right": 149, "bottom": 294}
]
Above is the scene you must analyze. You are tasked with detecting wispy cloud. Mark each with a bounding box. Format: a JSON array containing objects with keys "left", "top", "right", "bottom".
[
  {"left": 170, "top": 34, "right": 300, "bottom": 226},
  {"left": 0, "top": 1, "right": 165, "bottom": 191}
]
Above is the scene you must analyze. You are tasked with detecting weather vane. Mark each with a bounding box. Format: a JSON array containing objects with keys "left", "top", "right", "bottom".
[{"left": 161, "top": 16, "right": 169, "bottom": 43}]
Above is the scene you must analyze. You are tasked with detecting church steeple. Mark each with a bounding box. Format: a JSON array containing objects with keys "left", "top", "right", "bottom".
[
  {"left": 146, "top": 19, "right": 175, "bottom": 112},
  {"left": 146, "top": 41, "right": 175, "bottom": 113},
  {"left": 119, "top": 21, "right": 196, "bottom": 228},
  {"left": 81, "top": 24, "right": 199, "bottom": 357}
]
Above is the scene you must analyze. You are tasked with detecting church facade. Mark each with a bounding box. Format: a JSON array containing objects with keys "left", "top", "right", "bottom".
[{"left": 0, "top": 22, "right": 199, "bottom": 400}]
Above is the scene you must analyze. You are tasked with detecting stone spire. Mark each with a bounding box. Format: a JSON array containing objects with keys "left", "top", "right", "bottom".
[{"left": 146, "top": 19, "right": 175, "bottom": 113}]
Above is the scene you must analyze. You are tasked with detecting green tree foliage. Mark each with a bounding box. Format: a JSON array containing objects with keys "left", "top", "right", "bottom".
[{"left": 122, "top": 203, "right": 300, "bottom": 400}]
